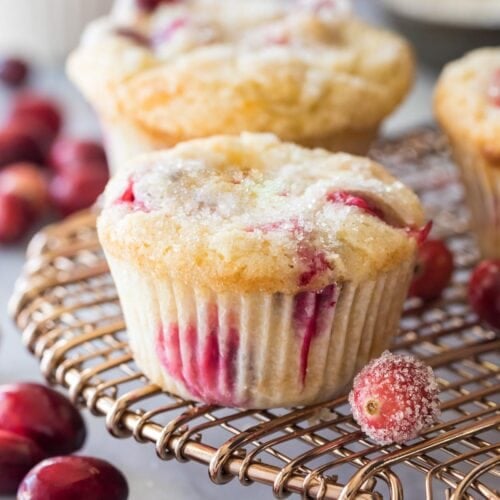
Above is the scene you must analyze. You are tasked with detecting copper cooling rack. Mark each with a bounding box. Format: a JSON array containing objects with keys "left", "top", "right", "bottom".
[{"left": 9, "top": 129, "right": 500, "bottom": 499}]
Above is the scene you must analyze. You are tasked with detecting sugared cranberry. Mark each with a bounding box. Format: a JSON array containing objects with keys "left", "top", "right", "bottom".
[
  {"left": 10, "top": 93, "right": 62, "bottom": 136},
  {"left": 0, "top": 163, "right": 49, "bottom": 214},
  {"left": 349, "top": 351, "right": 440, "bottom": 445},
  {"left": 488, "top": 69, "right": 500, "bottom": 107},
  {"left": 0, "top": 193, "right": 33, "bottom": 243},
  {"left": 0, "top": 57, "right": 29, "bottom": 87},
  {"left": 468, "top": 259, "right": 500, "bottom": 331},
  {"left": 0, "top": 430, "right": 46, "bottom": 495},
  {"left": 49, "top": 162, "right": 109, "bottom": 216},
  {"left": 409, "top": 239, "right": 454, "bottom": 301},
  {"left": 49, "top": 138, "right": 107, "bottom": 174},
  {"left": 0, "top": 383, "right": 86, "bottom": 456},
  {"left": 327, "top": 191, "right": 385, "bottom": 221},
  {"left": 0, "top": 126, "right": 44, "bottom": 167},
  {"left": 18, "top": 456, "right": 129, "bottom": 500}
]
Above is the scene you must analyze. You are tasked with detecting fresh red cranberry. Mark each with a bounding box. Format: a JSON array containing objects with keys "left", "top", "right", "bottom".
[
  {"left": 49, "top": 138, "right": 107, "bottom": 174},
  {"left": 0, "top": 57, "right": 29, "bottom": 87},
  {"left": 10, "top": 93, "right": 62, "bottom": 136},
  {"left": 0, "top": 193, "right": 33, "bottom": 243},
  {"left": 0, "top": 126, "right": 44, "bottom": 167},
  {"left": 409, "top": 239, "right": 454, "bottom": 301},
  {"left": 349, "top": 351, "right": 440, "bottom": 445},
  {"left": 6, "top": 115, "right": 58, "bottom": 155},
  {"left": 18, "top": 456, "right": 129, "bottom": 500},
  {"left": 0, "top": 163, "right": 49, "bottom": 214},
  {"left": 327, "top": 191, "right": 385, "bottom": 221},
  {"left": 0, "top": 383, "right": 86, "bottom": 457},
  {"left": 488, "top": 68, "right": 500, "bottom": 107},
  {"left": 0, "top": 430, "right": 46, "bottom": 495},
  {"left": 49, "top": 162, "right": 109, "bottom": 216},
  {"left": 468, "top": 260, "right": 500, "bottom": 331}
]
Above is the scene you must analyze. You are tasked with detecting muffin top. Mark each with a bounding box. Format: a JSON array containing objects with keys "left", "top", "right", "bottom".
[
  {"left": 68, "top": 0, "right": 413, "bottom": 145},
  {"left": 98, "top": 134, "right": 425, "bottom": 293},
  {"left": 435, "top": 48, "right": 500, "bottom": 163}
]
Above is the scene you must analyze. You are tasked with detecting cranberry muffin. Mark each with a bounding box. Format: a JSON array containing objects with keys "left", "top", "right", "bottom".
[
  {"left": 68, "top": 0, "right": 414, "bottom": 173},
  {"left": 98, "top": 134, "right": 426, "bottom": 408},
  {"left": 435, "top": 48, "right": 500, "bottom": 258}
]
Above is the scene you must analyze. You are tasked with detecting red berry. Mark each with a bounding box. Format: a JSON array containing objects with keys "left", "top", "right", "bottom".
[
  {"left": 10, "top": 93, "right": 62, "bottom": 136},
  {"left": 18, "top": 456, "right": 129, "bottom": 500},
  {"left": 488, "top": 68, "right": 500, "bottom": 107},
  {"left": 49, "top": 138, "right": 107, "bottom": 174},
  {"left": 468, "top": 259, "right": 500, "bottom": 331},
  {"left": 0, "top": 57, "right": 29, "bottom": 87},
  {"left": 0, "top": 383, "right": 86, "bottom": 457},
  {"left": 136, "top": 0, "right": 177, "bottom": 12},
  {"left": 409, "top": 239, "right": 454, "bottom": 301},
  {"left": 0, "top": 193, "right": 33, "bottom": 243},
  {"left": 327, "top": 191, "right": 385, "bottom": 221},
  {"left": 0, "top": 163, "right": 49, "bottom": 214},
  {"left": 6, "top": 115, "right": 58, "bottom": 155},
  {"left": 49, "top": 162, "right": 109, "bottom": 216},
  {"left": 349, "top": 351, "right": 440, "bottom": 445},
  {"left": 0, "top": 126, "right": 44, "bottom": 167},
  {"left": 0, "top": 430, "right": 46, "bottom": 495}
]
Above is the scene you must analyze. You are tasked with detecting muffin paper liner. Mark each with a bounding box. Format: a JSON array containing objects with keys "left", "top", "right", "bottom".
[
  {"left": 107, "top": 254, "right": 414, "bottom": 409},
  {"left": 453, "top": 146, "right": 500, "bottom": 258}
]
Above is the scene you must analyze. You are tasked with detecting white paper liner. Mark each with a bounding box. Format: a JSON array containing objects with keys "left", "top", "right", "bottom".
[
  {"left": 453, "top": 146, "right": 500, "bottom": 258},
  {"left": 107, "top": 255, "right": 414, "bottom": 408}
]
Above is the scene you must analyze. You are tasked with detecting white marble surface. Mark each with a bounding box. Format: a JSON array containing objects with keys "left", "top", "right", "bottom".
[{"left": 0, "top": 2, "right": 440, "bottom": 499}]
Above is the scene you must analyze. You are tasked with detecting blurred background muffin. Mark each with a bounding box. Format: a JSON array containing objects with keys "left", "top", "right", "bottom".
[
  {"left": 379, "top": 0, "right": 500, "bottom": 67},
  {"left": 0, "top": 0, "right": 114, "bottom": 65}
]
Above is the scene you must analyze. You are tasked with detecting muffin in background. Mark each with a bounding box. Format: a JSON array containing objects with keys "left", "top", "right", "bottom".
[
  {"left": 435, "top": 48, "right": 500, "bottom": 258},
  {"left": 0, "top": 0, "right": 114, "bottom": 65},
  {"left": 68, "top": 0, "right": 414, "bottom": 173},
  {"left": 98, "top": 133, "right": 426, "bottom": 408}
]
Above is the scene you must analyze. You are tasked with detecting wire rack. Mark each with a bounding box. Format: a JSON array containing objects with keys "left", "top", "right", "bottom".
[{"left": 9, "top": 128, "right": 500, "bottom": 499}]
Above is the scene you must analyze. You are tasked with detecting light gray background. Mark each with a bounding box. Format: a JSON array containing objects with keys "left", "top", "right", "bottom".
[{"left": 0, "top": 2, "right": 443, "bottom": 499}]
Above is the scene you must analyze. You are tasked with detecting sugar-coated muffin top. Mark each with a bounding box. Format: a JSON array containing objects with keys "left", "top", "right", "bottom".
[
  {"left": 98, "top": 134, "right": 425, "bottom": 293},
  {"left": 435, "top": 48, "right": 500, "bottom": 163},
  {"left": 68, "top": 0, "right": 413, "bottom": 145}
]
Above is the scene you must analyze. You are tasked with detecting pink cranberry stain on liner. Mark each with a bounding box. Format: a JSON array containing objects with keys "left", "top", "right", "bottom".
[
  {"left": 298, "top": 247, "right": 330, "bottom": 287},
  {"left": 488, "top": 68, "right": 500, "bottom": 107},
  {"left": 293, "top": 285, "right": 337, "bottom": 385},
  {"left": 156, "top": 307, "right": 240, "bottom": 406}
]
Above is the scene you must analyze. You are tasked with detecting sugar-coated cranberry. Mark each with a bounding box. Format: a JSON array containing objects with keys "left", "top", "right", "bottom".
[
  {"left": 0, "top": 126, "right": 44, "bottom": 167},
  {"left": 468, "top": 259, "right": 500, "bottom": 331},
  {"left": 0, "top": 163, "right": 49, "bottom": 214},
  {"left": 10, "top": 93, "right": 63, "bottom": 136},
  {"left": 349, "top": 351, "right": 440, "bottom": 445},
  {"left": 0, "top": 193, "right": 33, "bottom": 243},
  {"left": 0, "top": 57, "right": 29, "bottom": 87},
  {"left": 0, "top": 383, "right": 86, "bottom": 457},
  {"left": 18, "top": 456, "right": 129, "bottom": 500},
  {"left": 409, "top": 239, "right": 454, "bottom": 301},
  {"left": 0, "top": 430, "right": 46, "bottom": 495},
  {"left": 49, "top": 138, "right": 107, "bottom": 174},
  {"left": 49, "top": 162, "right": 109, "bottom": 216},
  {"left": 488, "top": 68, "right": 500, "bottom": 107}
]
